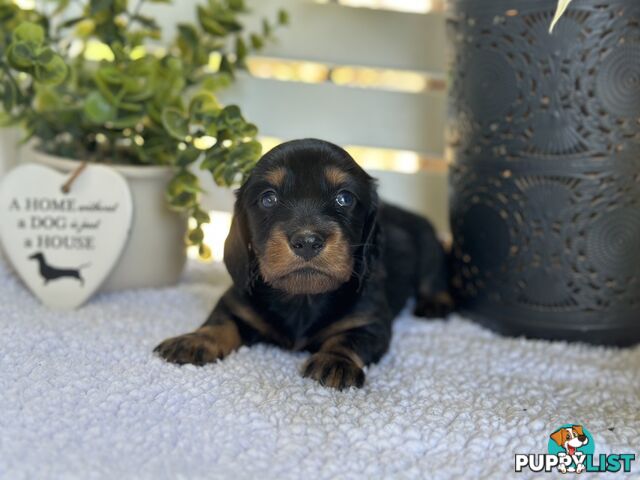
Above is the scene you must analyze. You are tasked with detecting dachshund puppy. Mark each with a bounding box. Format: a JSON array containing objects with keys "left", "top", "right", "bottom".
[{"left": 155, "top": 139, "right": 453, "bottom": 389}]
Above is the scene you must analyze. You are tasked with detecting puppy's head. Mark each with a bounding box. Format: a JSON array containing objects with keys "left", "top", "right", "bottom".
[
  {"left": 550, "top": 425, "right": 589, "bottom": 451},
  {"left": 224, "top": 139, "right": 378, "bottom": 295}
]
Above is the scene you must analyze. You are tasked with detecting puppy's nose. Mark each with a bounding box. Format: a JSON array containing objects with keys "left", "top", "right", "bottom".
[
  {"left": 578, "top": 435, "right": 587, "bottom": 442},
  {"left": 289, "top": 231, "right": 325, "bottom": 260}
]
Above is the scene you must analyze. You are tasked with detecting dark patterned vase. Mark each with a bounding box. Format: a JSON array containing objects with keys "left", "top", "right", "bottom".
[{"left": 447, "top": 0, "right": 640, "bottom": 345}]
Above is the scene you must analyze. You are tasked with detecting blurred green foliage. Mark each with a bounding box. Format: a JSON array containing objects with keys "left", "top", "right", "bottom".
[{"left": 0, "top": 0, "right": 288, "bottom": 257}]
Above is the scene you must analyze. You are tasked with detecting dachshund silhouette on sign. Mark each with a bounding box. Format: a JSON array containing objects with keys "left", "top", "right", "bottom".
[{"left": 28, "top": 252, "right": 89, "bottom": 286}]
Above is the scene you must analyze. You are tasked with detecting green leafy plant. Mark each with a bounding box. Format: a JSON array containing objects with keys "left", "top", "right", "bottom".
[{"left": 0, "top": 0, "right": 288, "bottom": 259}]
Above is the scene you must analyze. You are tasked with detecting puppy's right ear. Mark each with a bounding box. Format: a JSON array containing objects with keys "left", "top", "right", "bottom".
[
  {"left": 224, "top": 199, "right": 254, "bottom": 291},
  {"left": 549, "top": 429, "right": 565, "bottom": 447}
]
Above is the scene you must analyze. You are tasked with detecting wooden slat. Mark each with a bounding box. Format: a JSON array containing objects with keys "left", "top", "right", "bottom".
[
  {"left": 376, "top": 169, "right": 449, "bottom": 233},
  {"left": 218, "top": 74, "right": 446, "bottom": 155},
  {"left": 246, "top": 56, "right": 448, "bottom": 94},
  {"left": 245, "top": 0, "right": 447, "bottom": 73},
  {"left": 147, "top": 0, "right": 447, "bottom": 73}
]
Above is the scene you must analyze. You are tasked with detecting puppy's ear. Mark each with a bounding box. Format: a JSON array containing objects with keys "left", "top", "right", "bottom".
[
  {"left": 224, "top": 199, "right": 254, "bottom": 291},
  {"left": 355, "top": 184, "right": 380, "bottom": 290},
  {"left": 573, "top": 425, "right": 584, "bottom": 436},
  {"left": 550, "top": 429, "right": 566, "bottom": 447}
]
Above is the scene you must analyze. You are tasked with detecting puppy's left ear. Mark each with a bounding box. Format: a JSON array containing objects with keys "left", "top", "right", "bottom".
[
  {"left": 573, "top": 425, "right": 584, "bottom": 436},
  {"left": 224, "top": 198, "right": 254, "bottom": 291},
  {"left": 356, "top": 184, "right": 381, "bottom": 290}
]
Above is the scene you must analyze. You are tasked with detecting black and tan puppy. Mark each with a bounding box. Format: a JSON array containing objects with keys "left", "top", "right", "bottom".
[{"left": 155, "top": 139, "right": 453, "bottom": 389}]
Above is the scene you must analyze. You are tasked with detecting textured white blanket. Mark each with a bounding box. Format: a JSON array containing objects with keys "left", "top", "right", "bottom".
[{"left": 0, "top": 257, "right": 639, "bottom": 479}]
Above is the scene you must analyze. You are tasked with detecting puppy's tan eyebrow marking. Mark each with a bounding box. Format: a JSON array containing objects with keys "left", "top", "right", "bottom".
[
  {"left": 324, "top": 166, "right": 349, "bottom": 186},
  {"left": 264, "top": 166, "right": 287, "bottom": 187}
]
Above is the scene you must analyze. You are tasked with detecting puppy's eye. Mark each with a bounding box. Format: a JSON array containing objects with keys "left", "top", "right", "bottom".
[
  {"left": 335, "top": 191, "right": 354, "bottom": 207},
  {"left": 260, "top": 190, "right": 278, "bottom": 208}
]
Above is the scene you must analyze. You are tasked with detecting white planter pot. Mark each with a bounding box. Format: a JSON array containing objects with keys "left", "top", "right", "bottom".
[
  {"left": 0, "top": 128, "right": 22, "bottom": 177},
  {"left": 29, "top": 149, "right": 187, "bottom": 292}
]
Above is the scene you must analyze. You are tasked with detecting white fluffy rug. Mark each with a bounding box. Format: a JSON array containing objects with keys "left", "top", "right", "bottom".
[{"left": 1, "top": 257, "right": 639, "bottom": 479}]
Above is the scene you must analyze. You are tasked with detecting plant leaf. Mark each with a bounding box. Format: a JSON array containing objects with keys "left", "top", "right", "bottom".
[
  {"left": 109, "top": 113, "right": 146, "bottom": 128},
  {"left": 167, "top": 190, "right": 197, "bottom": 209},
  {"left": 198, "top": 6, "right": 227, "bottom": 36},
  {"left": 192, "top": 207, "right": 210, "bottom": 225},
  {"left": 227, "top": 0, "right": 247, "bottom": 13},
  {"left": 176, "top": 146, "right": 201, "bottom": 167},
  {"left": 549, "top": 0, "right": 572, "bottom": 33},
  {"left": 6, "top": 42, "right": 34, "bottom": 69},
  {"left": 84, "top": 91, "right": 116, "bottom": 123},
  {"left": 13, "top": 22, "right": 45, "bottom": 46},
  {"left": 218, "top": 54, "right": 234, "bottom": 77},
  {"left": 278, "top": 10, "right": 289, "bottom": 26},
  {"left": 1, "top": 79, "right": 17, "bottom": 112},
  {"left": 262, "top": 19, "right": 271, "bottom": 38},
  {"left": 250, "top": 33, "right": 264, "bottom": 50},
  {"left": 162, "top": 107, "right": 189, "bottom": 140},
  {"left": 168, "top": 169, "right": 201, "bottom": 195},
  {"left": 235, "top": 36, "right": 247, "bottom": 64},
  {"left": 189, "top": 91, "right": 220, "bottom": 115},
  {"left": 222, "top": 104, "right": 243, "bottom": 125},
  {"left": 34, "top": 53, "right": 68, "bottom": 85},
  {"left": 34, "top": 85, "right": 61, "bottom": 111},
  {"left": 198, "top": 243, "right": 212, "bottom": 260},
  {"left": 188, "top": 227, "right": 204, "bottom": 245}
]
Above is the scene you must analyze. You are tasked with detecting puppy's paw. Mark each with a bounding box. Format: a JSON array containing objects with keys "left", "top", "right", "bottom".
[
  {"left": 302, "top": 352, "right": 365, "bottom": 390},
  {"left": 154, "top": 325, "right": 240, "bottom": 366},
  {"left": 413, "top": 291, "right": 454, "bottom": 319}
]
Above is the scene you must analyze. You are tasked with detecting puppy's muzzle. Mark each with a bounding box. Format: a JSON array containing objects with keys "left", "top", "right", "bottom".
[
  {"left": 289, "top": 230, "right": 325, "bottom": 261},
  {"left": 258, "top": 225, "right": 353, "bottom": 295}
]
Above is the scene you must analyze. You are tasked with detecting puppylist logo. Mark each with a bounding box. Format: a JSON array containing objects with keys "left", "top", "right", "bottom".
[{"left": 515, "top": 424, "right": 636, "bottom": 474}]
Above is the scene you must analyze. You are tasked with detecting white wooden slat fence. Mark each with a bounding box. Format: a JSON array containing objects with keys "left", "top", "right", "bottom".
[
  {"left": 1, "top": 0, "right": 450, "bottom": 233},
  {"left": 207, "top": 0, "right": 449, "bottom": 231}
]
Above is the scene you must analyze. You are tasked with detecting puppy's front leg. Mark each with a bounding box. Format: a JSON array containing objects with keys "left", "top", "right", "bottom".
[
  {"left": 302, "top": 315, "right": 391, "bottom": 390},
  {"left": 154, "top": 320, "right": 241, "bottom": 366},
  {"left": 155, "top": 288, "right": 264, "bottom": 366}
]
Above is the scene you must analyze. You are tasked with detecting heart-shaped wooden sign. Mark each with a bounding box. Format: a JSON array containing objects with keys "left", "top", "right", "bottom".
[{"left": 0, "top": 163, "right": 133, "bottom": 309}]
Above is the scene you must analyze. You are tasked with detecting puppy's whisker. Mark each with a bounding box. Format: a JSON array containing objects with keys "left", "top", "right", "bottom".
[{"left": 350, "top": 269, "right": 365, "bottom": 282}]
